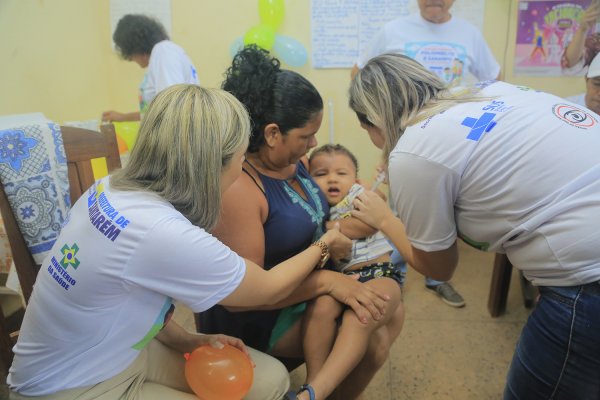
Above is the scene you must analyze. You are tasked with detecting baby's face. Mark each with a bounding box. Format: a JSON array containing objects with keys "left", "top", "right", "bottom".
[{"left": 309, "top": 153, "right": 357, "bottom": 206}]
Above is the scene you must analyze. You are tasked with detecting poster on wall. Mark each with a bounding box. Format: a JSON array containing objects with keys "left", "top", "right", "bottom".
[{"left": 514, "top": 0, "right": 593, "bottom": 76}]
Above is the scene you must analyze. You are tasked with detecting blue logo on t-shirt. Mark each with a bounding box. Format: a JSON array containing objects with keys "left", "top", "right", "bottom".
[{"left": 461, "top": 112, "right": 497, "bottom": 141}]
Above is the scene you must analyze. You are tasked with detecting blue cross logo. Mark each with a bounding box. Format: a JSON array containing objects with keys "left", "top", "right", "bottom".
[{"left": 461, "top": 112, "right": 497, "bottom": 141}]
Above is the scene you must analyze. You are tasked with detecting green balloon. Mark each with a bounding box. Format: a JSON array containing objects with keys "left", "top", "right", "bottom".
[
  {"left": 259, "top": 0, "right": 285, "bottom": 30},
  {"left": 244, "top": 24, "right": 276, "bottom": 50}
]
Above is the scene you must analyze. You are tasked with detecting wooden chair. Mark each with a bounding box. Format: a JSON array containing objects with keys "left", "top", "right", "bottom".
[
  {"left": 488, "top": 253, "right": 538, "bottom": 317},
  {"left": 0, "top": 123, "right": 121, "bottom": 375}
]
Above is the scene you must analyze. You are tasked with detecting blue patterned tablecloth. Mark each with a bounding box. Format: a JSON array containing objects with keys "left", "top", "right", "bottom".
[{"left": 0, "top": 123, "right": 70, "bottom": 264}]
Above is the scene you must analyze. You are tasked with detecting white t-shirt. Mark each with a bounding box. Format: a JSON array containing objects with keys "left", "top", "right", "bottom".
[
  {"left": 357, "top": 14, "right": 500, "bottom": 84},
  {"left": 566, "top": 93, "right": 586, "bottom": 107},
  {"left": 388, "top": 81, "right": 600, "bottom": 286},
  {"left": 8, "top": 178, "right": 245, "bottom": 395},
  {"left": 139, "top": 40, "right": 199, "bottom": 113}
]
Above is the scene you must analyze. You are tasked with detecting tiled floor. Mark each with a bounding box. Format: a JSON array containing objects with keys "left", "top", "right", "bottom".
[{"left": 175, "top": 241, "right": 532, "bottom": 400}]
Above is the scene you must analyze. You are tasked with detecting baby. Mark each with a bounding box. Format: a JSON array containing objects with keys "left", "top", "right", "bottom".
[
  {"left": 310, "top": 144, "right": 400, "bottom": 281},
  {"left": 286, "top": 144, "right": 404, "bottom": 400}
]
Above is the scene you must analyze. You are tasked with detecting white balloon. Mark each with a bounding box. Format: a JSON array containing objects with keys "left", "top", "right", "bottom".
[
  {"left": 229, "top": 37, "right": 245, "bottom": 58},
  {"left": 273, "top": 34, "right": 308, "bottom": 67}
]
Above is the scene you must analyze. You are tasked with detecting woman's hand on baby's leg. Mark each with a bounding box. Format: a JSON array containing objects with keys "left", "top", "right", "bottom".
[{"left": 326, "top": 272, "right": 390, "bottom": 324}]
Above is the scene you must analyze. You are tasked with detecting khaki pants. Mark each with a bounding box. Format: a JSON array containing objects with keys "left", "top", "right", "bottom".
[{"left": 10, "top": 340, "right": 290, "bottom": 400}]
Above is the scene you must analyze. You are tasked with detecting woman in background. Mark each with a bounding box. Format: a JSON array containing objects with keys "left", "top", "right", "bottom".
[
  {"left": 102, "top": 14, "right": 199, "bottom": 122},
  {"left": 562, "top": 1, "right": 600, "bottom": 72}
]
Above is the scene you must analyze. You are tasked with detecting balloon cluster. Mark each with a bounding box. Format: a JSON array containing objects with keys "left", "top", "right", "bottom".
[
  {"left": 231, "top": 0, "right": 308, "bottom": 67},
  {"left": 184, "top": 344, "right": 254, "bottom": 400}
]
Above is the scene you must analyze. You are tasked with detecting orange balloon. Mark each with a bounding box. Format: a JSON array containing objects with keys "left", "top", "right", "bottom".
[{"left": 184, "top": 344, "right": 254, "bottom": 400}]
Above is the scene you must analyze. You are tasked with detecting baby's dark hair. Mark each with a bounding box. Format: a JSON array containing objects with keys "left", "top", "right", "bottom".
[
  {"left": 309, "top": 144, "right": 359, "bottom": 173},
  {"left": 222, "top": 45, "right": 323, "bottom": 153}
]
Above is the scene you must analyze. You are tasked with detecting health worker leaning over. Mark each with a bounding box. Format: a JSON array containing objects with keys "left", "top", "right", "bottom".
[{"left": 348, "top": 53, "right": 600, "bottom": 400}]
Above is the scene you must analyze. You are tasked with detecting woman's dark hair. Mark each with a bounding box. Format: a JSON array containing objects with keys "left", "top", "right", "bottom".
[
  {"left": 309, "top": 143, "right": 359, "bottom": 174},
  {"left": 222, "top": 45, "right": 323, "bottom": 153},
  {"left": 113, "top": 14, "right": 169, "bottom": 59}
]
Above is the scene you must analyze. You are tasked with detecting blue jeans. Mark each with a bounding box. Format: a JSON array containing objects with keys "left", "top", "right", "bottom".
[
  {"left": 390, "top": 248, "right": 442, "bottom": 287},
  {"left": 389, "top": 248, "right": 407, "bottom": 286},
  {"left": 504, "top": 282, "right": 600, "bottom": 399}
]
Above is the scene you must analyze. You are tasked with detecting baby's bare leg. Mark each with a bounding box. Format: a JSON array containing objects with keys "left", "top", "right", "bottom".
[
  {"left": 301, "top": 278, "right": 402, "bottom": 400},
  {"left": 333, "top": 301, "right": 405, "bottom": 400},
  {"left": 302, "top": 295, "right": 344, "bottom": 382}
]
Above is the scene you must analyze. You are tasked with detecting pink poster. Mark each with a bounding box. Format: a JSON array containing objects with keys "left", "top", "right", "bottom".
[{"left": 514, "top": 0, "right": 593, "bottom": 76}]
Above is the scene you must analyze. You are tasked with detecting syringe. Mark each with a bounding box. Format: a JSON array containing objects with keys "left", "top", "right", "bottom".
[{"left": 371, "top": 170, "right": 386, "bottom": 191}]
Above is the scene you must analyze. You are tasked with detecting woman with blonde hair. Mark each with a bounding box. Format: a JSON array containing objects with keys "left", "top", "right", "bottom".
[
  {"left": 8, "top": 85, "right": 351, "bottom": 400},
  {"left": 349, "top": 53, "right": 600, "bottom": 399}
]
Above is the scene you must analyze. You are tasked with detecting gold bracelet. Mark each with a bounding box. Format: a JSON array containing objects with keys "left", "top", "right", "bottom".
[{"left": 311, "top": 239, "right": 330, "bottom": 269}]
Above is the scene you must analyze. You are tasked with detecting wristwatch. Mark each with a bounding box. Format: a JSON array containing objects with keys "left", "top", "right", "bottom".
[{"left": 311, "top": 239, "right": 330, "bottom": 269}]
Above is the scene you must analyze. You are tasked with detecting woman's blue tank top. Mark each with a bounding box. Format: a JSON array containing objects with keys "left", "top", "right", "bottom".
[
  {"left": 198, "top": 161, "right": 329, "bottom": 351},
  {"left": 261, "top": 161, "right": 328, "bottom": 269}
]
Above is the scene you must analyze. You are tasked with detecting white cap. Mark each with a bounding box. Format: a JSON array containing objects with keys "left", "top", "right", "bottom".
[{"left": 588, "top": 53, "right": 600, "bottom": 78}]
